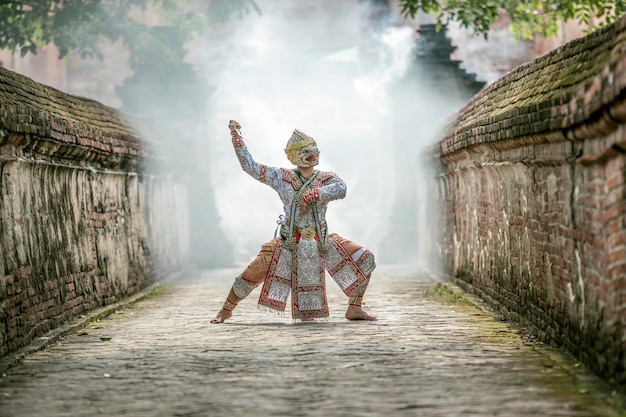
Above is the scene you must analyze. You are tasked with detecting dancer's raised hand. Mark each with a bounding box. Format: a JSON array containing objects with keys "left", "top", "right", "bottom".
[{"left": 228, "top": 120, "right": 241, "bottom": 132}]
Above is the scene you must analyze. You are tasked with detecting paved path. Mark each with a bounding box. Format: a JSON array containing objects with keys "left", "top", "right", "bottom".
[{"left": 0, "top": 266, "right": 623, "bottom": 417}]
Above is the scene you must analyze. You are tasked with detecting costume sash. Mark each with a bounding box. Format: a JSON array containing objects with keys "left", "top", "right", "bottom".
[
  {"left": 257, "top": 239, "right": 292, "bottom": 313},
  {"left": 282, "top": 170, "right": 319, "bottom": 250}
]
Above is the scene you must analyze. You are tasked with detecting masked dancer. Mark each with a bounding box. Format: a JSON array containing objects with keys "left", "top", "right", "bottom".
[{"left": 211, "top": 120, "right": 376, "bottom": 323}]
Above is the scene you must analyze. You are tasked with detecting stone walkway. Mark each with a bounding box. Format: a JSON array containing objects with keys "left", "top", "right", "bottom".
[{"left": 0, "top": 266, "right": 623, "bottom": 417}]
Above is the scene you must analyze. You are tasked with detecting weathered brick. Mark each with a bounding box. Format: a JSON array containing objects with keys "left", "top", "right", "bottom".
[
  {"left": 435, "top": 14, "right": 626, "bottom": 385},
  {"left": 0, "top": 66, "right": 190, "bottom": 359}
]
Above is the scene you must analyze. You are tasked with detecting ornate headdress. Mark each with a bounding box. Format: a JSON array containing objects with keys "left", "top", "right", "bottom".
[{"left": 284, "top": 129, "right": 317, "bottom": 165}]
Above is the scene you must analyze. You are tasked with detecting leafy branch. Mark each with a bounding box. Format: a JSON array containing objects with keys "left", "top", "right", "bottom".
[
  {"left": 399, "top": 0, "right": 626, "bottom": 39},
  {"left": 0, "top": 0, "right": 260, "bottom": 60}
]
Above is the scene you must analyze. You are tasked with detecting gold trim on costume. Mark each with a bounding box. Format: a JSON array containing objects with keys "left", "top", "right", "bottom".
[
  {"left": 285, "top": 138, "right": 316, "bottom": 151},
  {"left": 295, "top": 226, "right": 317, "bottom": 240}
]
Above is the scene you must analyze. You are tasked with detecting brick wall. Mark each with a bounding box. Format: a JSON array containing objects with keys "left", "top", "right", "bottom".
[
  {"left": 0, "top": 67, "right": 189, "bottom": 358},
  {"left": 434, "top": 15, "right": 626, "bottom": 384}
]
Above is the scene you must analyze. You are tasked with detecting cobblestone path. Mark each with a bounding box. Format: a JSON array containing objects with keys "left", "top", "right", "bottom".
[{"left": 0, "top": 266, "right": 623, "bottom": 417}]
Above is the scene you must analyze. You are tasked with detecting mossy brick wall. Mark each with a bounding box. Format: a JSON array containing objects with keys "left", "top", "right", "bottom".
[
  {"left": 436, "top": 15, "right": 626, "bottom": 384},
  {"left": 0, "top": 67, "right": 189, "bottom": 358}
]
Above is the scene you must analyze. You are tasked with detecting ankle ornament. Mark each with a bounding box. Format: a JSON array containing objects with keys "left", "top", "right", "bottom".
[
  {"left": 349, "top": 295, "right": 363, "bottom": 306},
  {"left": 223, "top": 300, "right": 238, "bottom": 311}
]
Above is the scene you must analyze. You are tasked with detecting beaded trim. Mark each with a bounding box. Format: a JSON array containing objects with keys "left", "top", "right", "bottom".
[
  {"left": 349, "top": 295, "right": 363, "bottom": 306},
  {"left": 283, "top": 237, "right": 297, "bottom": 250},
  {"left": 223, "top": 300, "right": 238, "bottom": 311},
  {"left": 318, "top": 241, "right": 329, "bottom": 254},
  {"left": 231, "top": 131, "right": 245, "bottom": 148},
  {"left": 285, "top": 138, "right": 316, "bottom": 151},
  {"left": 295, "top": 226, "right": 317, "bottom": 240}
]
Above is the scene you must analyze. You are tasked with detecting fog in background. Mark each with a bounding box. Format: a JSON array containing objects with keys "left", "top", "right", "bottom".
[
  {"left": 192, "top": 1, "right": 447, "bottom": 266},
  {"left": 0, "top": 0, "right": 477, "bottom": 271}
]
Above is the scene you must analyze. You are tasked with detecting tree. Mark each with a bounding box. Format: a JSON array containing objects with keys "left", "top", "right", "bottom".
[
  {"left": 0, "top": 1, "right": 255, "bottom": 269},
  {"left": 0, "top": 0, "right": 259, "bottom": 60},
  {"left": 399, "top": 0, "right": 626, "bottom": 39}
]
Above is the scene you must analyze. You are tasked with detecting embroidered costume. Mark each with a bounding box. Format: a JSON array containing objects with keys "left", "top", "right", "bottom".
[{"left": 216, "top": 121, "right": 375, "bottom": 322}]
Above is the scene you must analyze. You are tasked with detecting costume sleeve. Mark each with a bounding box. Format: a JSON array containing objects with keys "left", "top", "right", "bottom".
[
  {"left": 232, "top": 138, "right": 282, "bottom": 190},
  {"left": 317, "top": 173, "right": 347, "bottom": 202}
]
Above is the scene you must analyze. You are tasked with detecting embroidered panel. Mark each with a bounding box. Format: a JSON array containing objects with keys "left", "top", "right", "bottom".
[
  {"left": 281, "top": 169, "right": 334, "bottom": 192},
  {"left": 327, "top": 234, "right": 372, "bottom": 297},
  {"left": 292, "top": 287, "right": 328, "bottom": 319},
  {"left": 281, "top": 168, "right": 301, "bottom": 191},
  {"left": 267, "top": 281, "right": 291, "bottom": 302},
  {"left": 296, "top": 239, "right": 321, "bottom": 286},
  {"left": 358, "top": 252, "right": 376, "bottom": 276},
  {"left": 258, "top": 241, "right": 291, "bottom": 312},
  {"left": 275, "top": 247, "right": 292, "bottom": 279},
  {"left": 297, "top": 291, "right": 324, "bottom": 310},
  {"left": 258, "top": 274, "right": 291, "bottom": 311},
  {"left": 333, "top": 264, "right": 359, "bottom": 291},
  {"left": 291, "top": 237, "right": 329, "bottom": 319},
  {"left": 312, "top": 171, "right": 333, "bottom": 187},
  {"left": 324, "top": 242, "right": 345, "bottom": 272}
]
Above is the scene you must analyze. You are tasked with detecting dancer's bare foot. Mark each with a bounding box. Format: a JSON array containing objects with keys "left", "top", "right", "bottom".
[
  {"left": 345, "top": 305, "right": 377, "bottom": 321},
  {"left": 211, "top": 308, "right": 232, "bottom": 324}
]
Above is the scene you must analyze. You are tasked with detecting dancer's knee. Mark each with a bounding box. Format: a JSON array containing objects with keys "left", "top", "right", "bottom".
[{"left": 232, "top": 275, "right": 259, "bottom": 298}]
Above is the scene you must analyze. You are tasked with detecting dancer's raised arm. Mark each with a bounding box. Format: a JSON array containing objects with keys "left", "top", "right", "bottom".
[{"left": 228, "top": 120, "right": 281, "bottom": 189}]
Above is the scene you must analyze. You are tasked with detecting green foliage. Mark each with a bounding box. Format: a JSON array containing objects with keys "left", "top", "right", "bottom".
[
  {"left": 0, "top": 0, "right": 147, "bottom": 59},
  {"left": 399, "top": 0, "right": 626, "bottom": 39},
  {"left": 0, "top": 0, "right": 260, "bottom": 60}
]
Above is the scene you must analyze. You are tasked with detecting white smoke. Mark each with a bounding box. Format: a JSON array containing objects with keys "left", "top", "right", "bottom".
[
  {"left": 194, "top": 2, "right": 416, "bottom": 264},
  {"left": 353, "top": 26, "right": 414, "bottom": 108}
]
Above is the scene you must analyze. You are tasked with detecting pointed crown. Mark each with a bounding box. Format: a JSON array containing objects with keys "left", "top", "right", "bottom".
[{"left": 284, "top": 129, "right": 317, "bottom": 163}]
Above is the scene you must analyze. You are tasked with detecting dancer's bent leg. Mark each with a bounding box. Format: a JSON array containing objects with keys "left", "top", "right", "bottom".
[
  {"left": 327, "top": 234, "right": 377, "bottom": 321},
  {"left": 210, "top": 288, "right": 242, "bottom": 324},
  {"left": 210, "top": 275, "right": 261, "bottom": 324},
  {"left": 210, "top": 240, "right": 277, "bottom": 324},
  {"left": 345, "top": 276, "right": 376, "bottom": 321}
]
